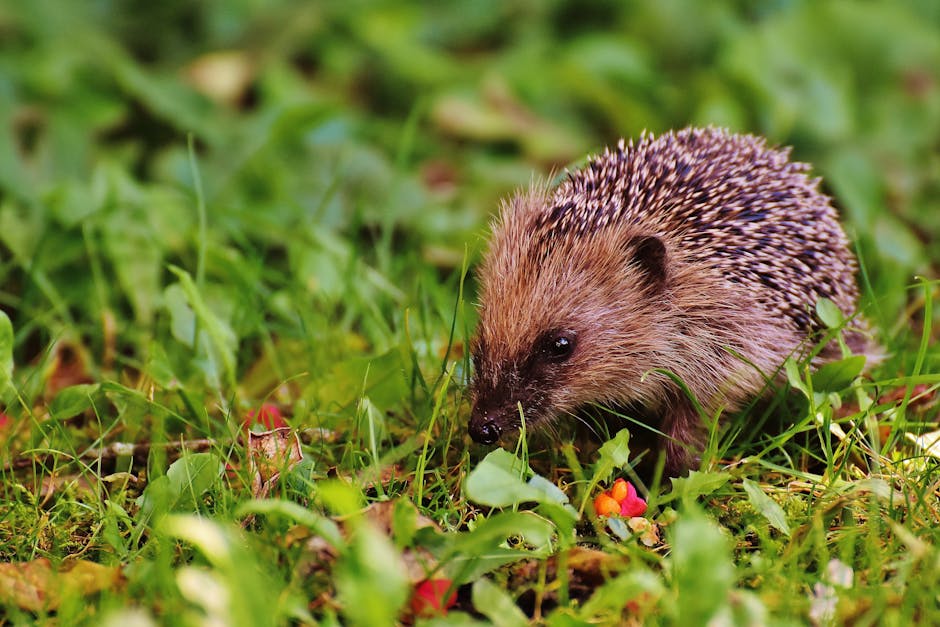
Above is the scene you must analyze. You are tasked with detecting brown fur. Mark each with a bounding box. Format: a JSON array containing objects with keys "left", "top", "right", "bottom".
[{"left": 469, "top": 127, "right": 871, "bottom": 474}]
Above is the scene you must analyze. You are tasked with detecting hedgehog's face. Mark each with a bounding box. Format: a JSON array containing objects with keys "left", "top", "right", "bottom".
[
  {"left": 468, "top": 327, "right": 582, "bottom": 444},
  {"left": 468, "top": 194, "right": 672, "bottom": 446}
]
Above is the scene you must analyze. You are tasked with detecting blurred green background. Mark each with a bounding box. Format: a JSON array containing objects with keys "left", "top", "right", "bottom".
[
  {"left": 1, "top": 0, "right": 938, "bottom": 394},
  {"left": 1, "top": 4, "right": 939, "bottom": 622}
]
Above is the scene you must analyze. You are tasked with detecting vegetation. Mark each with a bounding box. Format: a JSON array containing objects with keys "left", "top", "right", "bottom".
[{"left": 0, "top": 0, "right": 938, "bottom": 624}]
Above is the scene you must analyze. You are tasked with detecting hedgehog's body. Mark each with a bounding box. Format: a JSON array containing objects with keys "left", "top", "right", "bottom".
[{"left": 469, "top": 127, "right": 869, "bottom": 474}]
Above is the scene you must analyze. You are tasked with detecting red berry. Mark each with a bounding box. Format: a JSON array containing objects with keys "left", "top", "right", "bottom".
[
  {"left": 243, "top": 404, "right": 287, "bottom": 431},
  {"left": 620, "top": 494, "right": 648, "bottom": 517},
  {"left": 411, "top": 579, "right": 457, "bottom": 616}
]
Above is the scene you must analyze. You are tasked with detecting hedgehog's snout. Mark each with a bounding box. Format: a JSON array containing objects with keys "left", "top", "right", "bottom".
[
  {"left": 469, "top": 414, "right": 501, "bottom": 445},
  {"left": 469, "top": 384, "right": 513, "bottom": 445}
]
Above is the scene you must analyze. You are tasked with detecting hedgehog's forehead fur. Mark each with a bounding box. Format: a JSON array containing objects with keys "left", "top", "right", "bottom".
[
  {"left": 475, "top": 186, "right": 660, "bottom": 370},
  {"left": 473, "top": 126, "right": 858, "bottom": 377}
]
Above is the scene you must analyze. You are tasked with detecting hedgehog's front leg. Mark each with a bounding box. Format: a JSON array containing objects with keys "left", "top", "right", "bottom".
[{"left": 660, "top": 401, "right": 706, "bottom": 476}]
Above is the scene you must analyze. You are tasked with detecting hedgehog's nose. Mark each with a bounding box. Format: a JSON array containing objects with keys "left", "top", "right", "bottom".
[{"left": 469, "top": 417, "right": 501, "bottom": 445}]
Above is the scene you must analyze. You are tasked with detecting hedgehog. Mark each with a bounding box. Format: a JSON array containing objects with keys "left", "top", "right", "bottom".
[{"left": 467, "top": 126, "right": 871, "bottom": 475}]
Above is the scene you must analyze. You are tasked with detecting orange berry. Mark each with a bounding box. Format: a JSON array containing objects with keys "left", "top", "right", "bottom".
[
  {"left": 594, "top": 493, "right": 620, "bottom": 517},
  {"left": 610, "top": 478, "right": 629, "bottom": 502}
]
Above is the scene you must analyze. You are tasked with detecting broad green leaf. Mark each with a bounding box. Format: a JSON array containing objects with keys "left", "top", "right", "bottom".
[
  {"left": 472, "top": 578, "right": 528, "bottom": 627},
  {"left": 465, "top": 449, "right": 540, "bottom": 507},
  {"left": 661, "top": 470, "right": 730, "bottom": 504},
  {"left": 465, "top": 450, "right": 574, "bottom": 514},
  {"left": 317, "top": 480, "right": 365, "bottom": 517},
  {"left": 161, "top": 515, "right": 286, "bottom": 627},
  {"left": 137, "top": 452, "right": 223, "bottom": 519},
  {"left": 391, "top": 498, "right": 419, "bottom": 549},
  {"left": 591, "top": 429, "right": 631, "bottom": 485},
  {"left": 525, "top": 474, "right": 574, "bottom": 510},
  {"left": 103, "top": 210, "right": 162, "bottom": 325},
  {"left": 0, "top": 202, "right": 41, "bottom": 262},
  {"left": 312, "top": 350, "right": 408, "bottom": 411},
  {"left": 136, "top": 475, "right": 174, "bottom": 523},
  {"left": 166, "top": 452, "right": 224, "bottom": 511},
  {"left": 235, "top": 499, "right": 343, "bottom": 549},
  {"left": 606, "top": 515, "right": 631, "bottom": 542},
  {"left": 49, "top": 384, "right": 101, "bottom": 419},
  {"left": 670, "top": 509, "right": 734, "bottom": 625},
  {"left": 784, "top": 358, "right": 808, "bottom": 396},
  {"left": 812, "top": 355, "right": 866, "bottom": 392},
  {"left": 816, "top": 298, "right": 845, "bottom": 329},
  {"left": 742, "top": 479, "right": 791, "bottom": 537},
  {"left": 164, "top": 283, "right": 197, "bottom": 348},
  {"left": 144, "top": 342, "right": 180, "bottom": 389},
  {"left": 440, "top": 511, "right": 556, "bottom": 583},
  {"left": 335, "top": 523, "right": 409, "bottom": 627}
]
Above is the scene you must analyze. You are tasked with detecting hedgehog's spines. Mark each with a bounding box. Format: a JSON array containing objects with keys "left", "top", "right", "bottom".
[
  {"left": 526, "top": 126, "right": 859, "bottom": 339},
  {"left": 470, "top": 126, "right": 868, "bottom": 473}
]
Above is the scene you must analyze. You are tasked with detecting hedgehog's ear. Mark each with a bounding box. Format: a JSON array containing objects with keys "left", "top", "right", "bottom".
[{"left": 627, "top": 235, "right": 667, "bottom": 292}]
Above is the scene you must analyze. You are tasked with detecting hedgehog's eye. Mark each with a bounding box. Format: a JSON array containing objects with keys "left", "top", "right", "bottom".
[{"left": 540, "top": 331, "right": 577, "bottom": 363}]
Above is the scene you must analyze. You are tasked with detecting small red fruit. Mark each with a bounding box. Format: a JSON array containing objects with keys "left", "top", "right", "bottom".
[
  {"left": 243, "top": 404, "right": 287, "bottom": 431},
  {"left": 411, "top": 579, "right": 457, "bottom": 616},
  {"left": 620, "top": 494, "right": 648, "bottom": 517},
  {"left": 595, "top": 478, "right": 648, "bottom": 518}
]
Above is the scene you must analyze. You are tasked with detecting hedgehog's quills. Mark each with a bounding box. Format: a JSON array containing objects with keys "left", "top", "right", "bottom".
[{"left": 468, "top": 127, "right": 871, "bottom": 475}]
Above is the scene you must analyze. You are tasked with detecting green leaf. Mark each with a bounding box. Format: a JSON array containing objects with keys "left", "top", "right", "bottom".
[
  {"left": 316, "top": 480, "right": 364, "bottom": 517},
  {"left": 661, "top": 470, "right": 730, "bottom": 504},
  {"left": 465, "top": 449, "right": 539, "bottom": 507},
  {"left": 161, "top": 515, "right": 286, "bottom": 627},
  {"left": 137, "top": 452, "right": 223, "bottom": 519},
  {"left": 812, "top": 355, "right": 866, "bottom": 392},
  {"left": 670, "top": 509, "right": 734, "bottom": 625},
  {"left": 235, "top": 499, "right": 343, "bottom": 549},
  {"left": 591, "top": 429, "right": 631, "bottom": 485},
  {"left": 335, "top": 523, "right": 409, "bottom": 627},
  {"left": 313, "top": 350, "right": 408, "bottom": 411},
  {"left": 391, "top": 498, "right": 419, "bottom": 549},
  {"left": 465, "top": 449, "right": 576, "bottom": 516},
  {"left": 135, "top": 475, "right": 174, "bottom": 523},
  {"left": 0, "top": 310, "right": 13, "bottom": 399},
  {"left": 816, "top": 298, "right": 845, "bottom": 329},
  {"left": 580, "top": 570, "right": 663, "bottom": 620},
  {"left": 742, "top": 479, "right": 791, "bottom": 537},
  {"left": 166, "top": 452, "right": 223, "bottom": 510},
  {"left": 49, "top": 384, "right": 101, "bottom": 419},
  {"left": 167, "top": 265, "right": 237, "bottom": 390},
  {"left": 784, "top": 358, "right": 809, "bottom": 397},
  {"left": 439, "top": 511, "right": 556, "bottom": 583},
  {"left": 472, "top": 578, "right": 528, "bottom": 627},
  {"left": 103, "top": 210, "right": 162, "bottom": 325},
  {"left": 525, "top": 474, "right": 574, "bottom": 510}
]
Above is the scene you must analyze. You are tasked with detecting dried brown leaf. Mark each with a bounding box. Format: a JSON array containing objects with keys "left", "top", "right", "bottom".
[
  {"left": 0, "top": 558, "right": 121, "bottom": 612},
  {"left": 248, "top": 427, "right": 303, "bottom": 499}
]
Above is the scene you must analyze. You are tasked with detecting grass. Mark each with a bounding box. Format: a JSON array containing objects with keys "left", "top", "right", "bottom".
[{"left": 1, "top": 0, "right": 939, "bottom": 624}]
